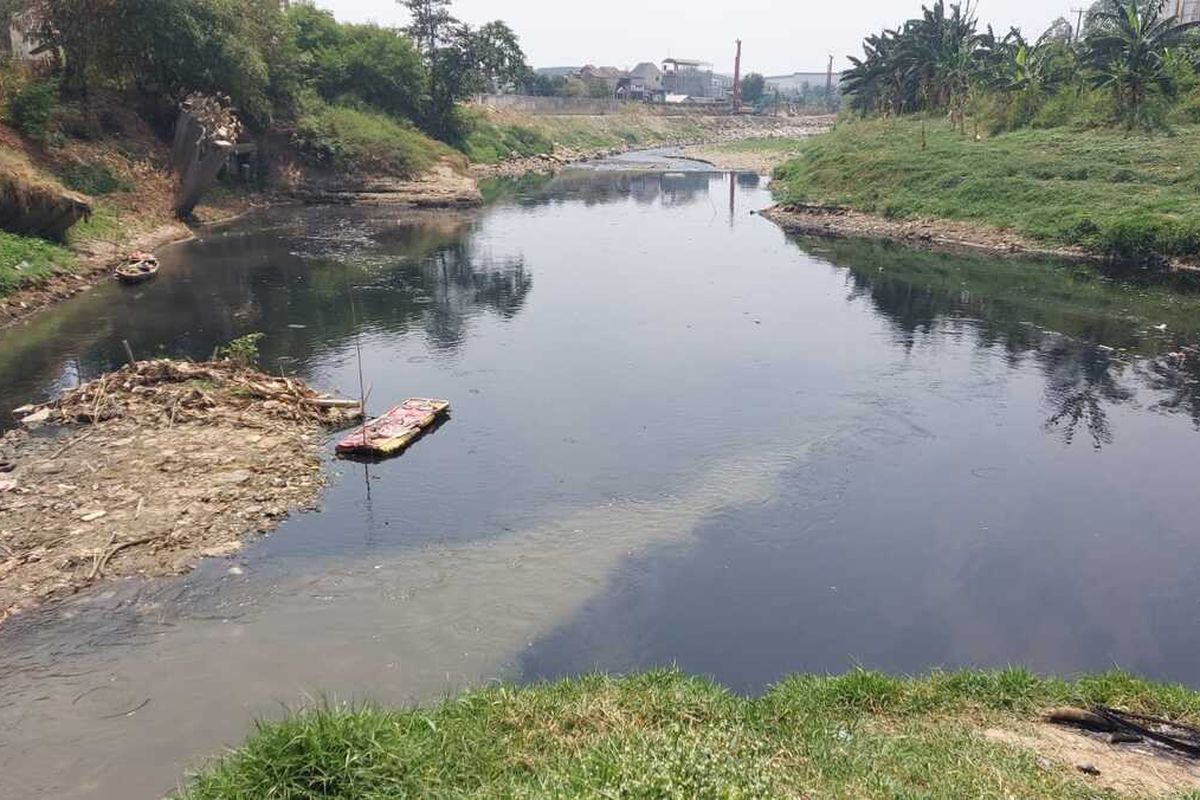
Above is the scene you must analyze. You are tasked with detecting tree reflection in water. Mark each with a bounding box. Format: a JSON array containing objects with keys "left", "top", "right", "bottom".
[
  {"left": 1138, "top": 346, "right": 1200, "bottom": 431},
  {"left": 796, "top": 237, "right": 1200, "bottom": 449},
  {"left": 1037, "top": 338, "right": 1133, "bottom": 448}
]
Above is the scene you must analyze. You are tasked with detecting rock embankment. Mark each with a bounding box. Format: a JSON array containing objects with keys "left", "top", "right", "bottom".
[{"left": 0, "top": 359, "right": 361, "bottom": 624}]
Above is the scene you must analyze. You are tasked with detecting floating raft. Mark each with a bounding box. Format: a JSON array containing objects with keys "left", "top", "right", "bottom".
[{"left": 335, "top": 398, "right": 450, "bottom": 458}]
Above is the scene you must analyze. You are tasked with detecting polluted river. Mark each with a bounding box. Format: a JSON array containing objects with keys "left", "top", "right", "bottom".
[{"left": 5, "top": 156, "right": 1200, "bottom": 798}]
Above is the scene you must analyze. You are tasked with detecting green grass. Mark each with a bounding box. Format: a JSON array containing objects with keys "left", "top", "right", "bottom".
[
  {"left": 0, "top": 230, "right": 75, "bottom": 296},
  {"left": 294, "top": 102, "right": 458, "bottom": 177},
  {"left": 772, "top": 117, "right": 1200, "bottom": 260},
  {"left": 463, "top": 114, "right": 554, "bottom": 164},
  {"left": 178, "top": 669, "right": 1200, "bottom": 799}
]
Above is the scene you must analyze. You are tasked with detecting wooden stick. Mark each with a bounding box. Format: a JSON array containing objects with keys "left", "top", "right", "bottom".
[
  {"left": 50, "top": 429, "right": 97, "bottom": 460},
  {"left": 123, "top": 340, "right": 136, "bottom": 366}
]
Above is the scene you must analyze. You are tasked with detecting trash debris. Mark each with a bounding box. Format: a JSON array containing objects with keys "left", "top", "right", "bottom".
[
  {"left": 336, "top": 398, "right": 450, "bottom": 458},
  {"left": 20, "top": 408, "right": 51, "bottom": 426},
  {"left": 0, "top": 359, "right": 361, "bottom": 624}
]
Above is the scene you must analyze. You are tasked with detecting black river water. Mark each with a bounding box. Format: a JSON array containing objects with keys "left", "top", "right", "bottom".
[{"left": 4, "top": 163, "right": 1200, "bottom": 798}]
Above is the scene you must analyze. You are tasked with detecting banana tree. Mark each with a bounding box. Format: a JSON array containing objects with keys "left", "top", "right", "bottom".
[{"left": 1084, "top": 0, "right": 1200, "bottom": 124}]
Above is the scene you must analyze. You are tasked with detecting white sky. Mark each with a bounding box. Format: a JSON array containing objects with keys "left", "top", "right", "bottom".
[{"left": 317, "top": 0, "right": 1073, "bottom": 76}]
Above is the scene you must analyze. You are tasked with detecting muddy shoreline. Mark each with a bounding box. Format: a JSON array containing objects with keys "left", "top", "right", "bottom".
[{"left": 760, "top": 204, "right": 1200, "bottom": 272}]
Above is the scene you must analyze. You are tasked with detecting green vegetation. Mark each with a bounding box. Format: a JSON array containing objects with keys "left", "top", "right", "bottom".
[
  {"left": 462, "top": 114, "right": 553, "bottom": 164},
  {"left": 741, "top": 73, "right": 766, "bottom": 105},
  {"left": 215, "top": 332, "right": 265, "bottom": 366},
  {"left": 773, "top": 116, "right": 1200, "bottom": 259},
  {"left": 293, "top": 102, "right": 455, "bottom": 176},
  {"left": 57, "top": 162, "right": 130, "bottom": 196},
  {"left": 843, "top": 0, "right": 1200, "bottom": 131},
  {"left": 6, "top": 79, "right": 57, "bottom": 141},
  {"left": 6, "top": 0, "right": 533, "bottom": 162},
  {"left": 0, "top": 230, "right": 74, "bottom": 294},
  {"left": 178, "top": 669, "right": 1200, "bottom": 799}
]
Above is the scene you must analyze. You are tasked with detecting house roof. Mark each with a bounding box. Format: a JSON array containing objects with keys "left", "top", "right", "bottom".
[
  {"left": 535, "top": 66, "right": 582, "bottom": 78},
  {"left": 581, "top": 65, "right": 624, "bottom": 79},
  {"left": 629, "top": 62, "right": 662, "bottom": 79}
]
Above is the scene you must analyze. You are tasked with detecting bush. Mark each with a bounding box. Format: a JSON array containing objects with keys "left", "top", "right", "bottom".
[
  {"left": 215, "top": 333, "right": 265, "bottom": 366},
  {"left": 58, "top": 162, "right": 130, "bottom": 196},
  {"left": 7, "top": 81, "right": 58, "bottom": 141}
]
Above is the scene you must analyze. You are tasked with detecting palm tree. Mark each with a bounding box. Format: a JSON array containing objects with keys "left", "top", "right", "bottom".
[{"left": 1084, "top": 0, "right": 1200, "bottom": 125}]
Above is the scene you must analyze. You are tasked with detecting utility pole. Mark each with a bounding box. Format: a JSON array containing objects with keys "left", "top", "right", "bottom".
[
  {"left": 732, "top": 39, "right": 743, "bottom": 113},
  {"left": 1071, "top": 7, "right": 1086, "bottom": 41},
  {"left": 825, "top": 54, "right": 835, "bottom": 113}
]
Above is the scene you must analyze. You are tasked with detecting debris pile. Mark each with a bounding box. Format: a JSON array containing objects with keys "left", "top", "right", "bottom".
[
  {"left": 0, "top": 360, "right": 360, "bottom": 624},
  {"left": 19, "top": 359, "right": 362, "bottom": 429}
]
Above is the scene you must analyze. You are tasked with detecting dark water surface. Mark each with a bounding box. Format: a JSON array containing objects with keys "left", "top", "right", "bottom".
[{"left": 4, "top": 168, "right": 1200, "bottom": 798}]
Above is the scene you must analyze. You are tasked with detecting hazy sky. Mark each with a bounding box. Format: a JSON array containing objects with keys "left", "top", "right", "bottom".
[{"left": 318, "top": 0, "right": 1074, "bottom": 76}]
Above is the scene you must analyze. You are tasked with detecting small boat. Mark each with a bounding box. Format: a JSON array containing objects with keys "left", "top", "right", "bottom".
[
  {"left": 336, "top": 398, "right": 450, "bottom": 458},
  {"left": 115, "top": 252, "right": 160, "bottom": 285}
]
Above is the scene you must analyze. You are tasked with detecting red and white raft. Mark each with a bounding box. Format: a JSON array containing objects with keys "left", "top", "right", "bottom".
[{"left": 335, "top": 398, "right": 450, "bottom": 458}]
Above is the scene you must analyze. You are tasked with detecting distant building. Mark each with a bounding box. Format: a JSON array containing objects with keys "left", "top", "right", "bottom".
[
  {"left": 764, "top": 72, "right": 842, "bottom": 98},
  {"left": 579, "top": 65, "right": 624, "bottom": 96},
  {"left": 535, "top": 66, "right": 584, "bottom": 79},
  {"left": 662, "top": 59, "right": 715, "bottom": 99},
  {"left": 622, "top": 62, "right": 663, "bottom": 101}
]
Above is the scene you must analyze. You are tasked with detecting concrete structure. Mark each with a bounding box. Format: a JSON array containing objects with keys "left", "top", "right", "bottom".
[
  {"left": 662, "top": 59, "right": 716, "bottom": 99},
  {"left": 1177, "top": 0, "right": 1200, "bottom": 22}
]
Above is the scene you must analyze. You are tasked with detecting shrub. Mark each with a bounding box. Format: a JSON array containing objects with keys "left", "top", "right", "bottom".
[
  {"left": 58, "top": 162, "right": 130, "bottom": 196},
  {"left": 7, "top": 81, "right": 58, "bottom": 141},
  {"left": 215, "top": 333, "right": 265, "bottom": 366}
]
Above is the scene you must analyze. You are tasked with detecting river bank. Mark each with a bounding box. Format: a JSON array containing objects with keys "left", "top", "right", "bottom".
[
  {"left": 768, "top": 117, "right": 1200, "bottom": 267},
  {"left": 471, "top": 112, "right": 834, "bottom": 178},
  {"left": 759, "top": 203, "right": 1102, "bottom": 264},
  {"left": 1, "top": 111, "right": 828, "bottom": 328},
  {"left": 0, "top": 359, "right": 360, "bottom": 624},
  {"left": 178, "top": 668, "right": 1200, "bottom": 799}
]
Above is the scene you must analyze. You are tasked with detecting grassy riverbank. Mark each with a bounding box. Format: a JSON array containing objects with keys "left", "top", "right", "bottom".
[
  {"left": 179, "top": 669, "right": 1200, "bottom": 799},
  {"left": 772, "top": 118, "right": 1200, "bottom": 261}
]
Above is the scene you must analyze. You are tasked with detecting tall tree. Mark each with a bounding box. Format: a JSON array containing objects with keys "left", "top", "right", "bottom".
[
  {"left": 472, "top": 20, "right": 528, "bottom": 91},
  {"left": 741, "top": 72, "right": 766, "bottom": 104}
]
